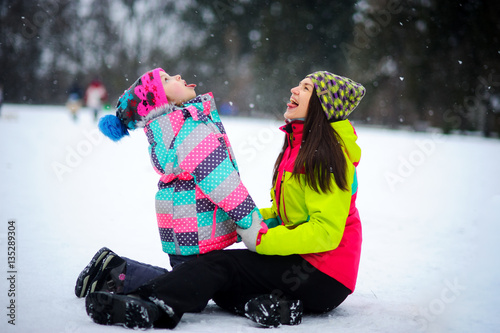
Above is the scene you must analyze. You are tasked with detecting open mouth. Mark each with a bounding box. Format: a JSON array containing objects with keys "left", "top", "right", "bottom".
[
  {"left": 185, "top": 83, "right": 197, "bottom": 88},
  {"left": 287, "top": 98, "right": 298, "bottom": 108}
]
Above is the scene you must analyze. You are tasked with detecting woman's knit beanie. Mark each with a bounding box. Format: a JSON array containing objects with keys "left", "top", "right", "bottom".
[
  {"left": 307, "top": 71, "right": 366, "bottom": 122},
  {"left": 99, "top": 68, "right": 169, "bottom": 141}
]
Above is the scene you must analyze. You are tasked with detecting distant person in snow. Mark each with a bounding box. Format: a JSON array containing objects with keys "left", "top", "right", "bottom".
[
  {"left": 66, "top": 81, "right": 83, "bottom": 120},
  {"left": 84, "top": 78, "right": 108, "bottom": 121},
  {"left": 75, "top": 68, "right": 262, "bottom": 299},
  {"left": 82, "top": 71, "right": 366, "bottom": 329}
]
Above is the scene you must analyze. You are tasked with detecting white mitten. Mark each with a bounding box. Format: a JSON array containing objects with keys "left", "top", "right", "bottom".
[{"left": 237, "top": 211, "right": 268, "bottom": 252}]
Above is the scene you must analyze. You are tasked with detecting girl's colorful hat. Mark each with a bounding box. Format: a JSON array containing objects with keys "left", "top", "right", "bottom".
[{"left": 99, "top": 68, "right": 169, "bottom": 141}]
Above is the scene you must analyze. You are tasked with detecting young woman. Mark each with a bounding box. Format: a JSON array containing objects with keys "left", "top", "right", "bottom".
[{"left": 84, "top": 71, "right": 366, "bottom": 329}]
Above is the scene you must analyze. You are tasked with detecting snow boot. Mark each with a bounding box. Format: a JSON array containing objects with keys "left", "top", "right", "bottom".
[
  {"left": 86, "top": 292, "right": 160, "bottom": 329},
  {"left": 88, "top": 253, "right": 127, "bottom": 295},
  {"left": 86, "top": 292, "right": 181, "bottom": 329},
  {"left": 75, "top": 247, "right": 113, "bottom": 298},
  {"left": 244, "top": 294, "right": 303, "bottom": 328}
]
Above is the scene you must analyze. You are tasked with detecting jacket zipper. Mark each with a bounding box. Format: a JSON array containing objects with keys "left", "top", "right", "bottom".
[
  {"left": 280, "top": 172, "right": 290, "bottom": 224},
  {"left": 276, "top": 132, "right": 294, "bottom": 224}
]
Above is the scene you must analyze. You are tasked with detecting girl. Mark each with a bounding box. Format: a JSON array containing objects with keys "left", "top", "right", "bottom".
[
  {"left": 75, "top": 68, "right": 262, "bottom": 298},
  {"left": 84, "top": 71, "right": 366, "bottom": 329}
]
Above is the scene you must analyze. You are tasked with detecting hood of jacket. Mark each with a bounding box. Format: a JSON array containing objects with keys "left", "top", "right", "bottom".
[
  {"left": 282, "top": 119, "right": 361, "bottom": 167},
  {"left": 137, "top": 92, "right": 216, "bottom": 129},
  {"left": 331, "top": 120, "right": 361, "bottom": 167}
]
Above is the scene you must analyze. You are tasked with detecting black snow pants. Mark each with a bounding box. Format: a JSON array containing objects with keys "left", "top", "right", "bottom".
[{"left": 134, "top": 249, "right": 351, "bottom": 322}]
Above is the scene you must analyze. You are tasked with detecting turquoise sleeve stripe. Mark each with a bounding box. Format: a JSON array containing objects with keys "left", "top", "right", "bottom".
[
  {"left": 351, "top": 169, "right": 358, "bottom": 195},
  {"left": 198, "top": 158, "right": 233, "bottom": 194},
  {"left": 156, "top": 187, "right": 174, "bottom": 201},
  {"left": 174, "top": 118, "right": 198, "bottom": 148},
  {"left": 236, "top": 211, "right": 253, "bottom": 229},
  {"left": 173, "top": 189, "right": 196, "bottom": 205}
]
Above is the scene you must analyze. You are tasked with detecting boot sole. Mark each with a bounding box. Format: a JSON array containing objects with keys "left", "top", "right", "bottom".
[
  {"left": 280, "top": 299, "right": 303, "bottom": 326},
  {"left": 86, "top": 292, "right": 157, "bottom": 329},
  {"left": 75, "top": 247, "right": 111, "bottom": 298},
  {"left": 245, "top": 296, "right": 303, "bottom": 327}
]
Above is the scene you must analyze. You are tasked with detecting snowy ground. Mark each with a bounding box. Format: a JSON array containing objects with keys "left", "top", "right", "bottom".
[{"left": 1, "top": 104, "right": 499, "bottom": 333}]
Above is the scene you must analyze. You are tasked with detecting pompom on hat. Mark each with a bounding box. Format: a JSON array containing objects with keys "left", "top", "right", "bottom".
[
  {"left": 307, "top": 71, "right": 366, "bottom": 122},
  {"left": 99, "top": 68, "right": 169, "bottom": 141}
]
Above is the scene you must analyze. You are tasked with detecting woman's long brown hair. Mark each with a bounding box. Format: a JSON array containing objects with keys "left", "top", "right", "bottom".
[{"left": 272, "top": 89, "right": 348, "bottom": 193}]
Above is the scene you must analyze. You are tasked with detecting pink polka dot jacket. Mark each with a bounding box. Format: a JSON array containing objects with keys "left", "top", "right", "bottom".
[{"left": 141, "top": 92, "right": 260, "bottom": 255}]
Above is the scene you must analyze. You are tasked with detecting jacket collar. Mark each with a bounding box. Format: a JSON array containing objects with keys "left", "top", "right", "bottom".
[
  {"left": 137, "top": 92, "right": 215, "bottom": 128},
  {"left": 280, "top": 120, "right": 304, "bottom": 148}
]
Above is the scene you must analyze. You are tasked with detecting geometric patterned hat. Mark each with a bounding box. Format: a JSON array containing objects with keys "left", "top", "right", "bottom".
[
  {"left": 307, "top": 71, "right": 366, "bottom": 122},
  {"left": 116, "top": 68, "right": 169, "bottom": 130},
  {"left": 98, "top": 68, "right": 169, "bottom": 142}
]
